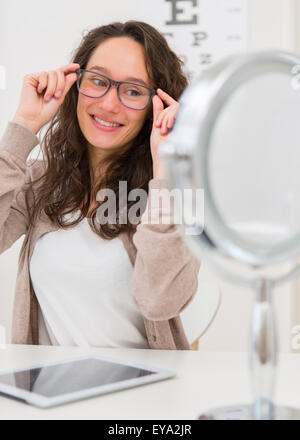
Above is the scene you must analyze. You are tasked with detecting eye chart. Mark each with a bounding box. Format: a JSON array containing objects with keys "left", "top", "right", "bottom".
[{"left": 139, "top": 0, "right": 248, "bottom": 80}]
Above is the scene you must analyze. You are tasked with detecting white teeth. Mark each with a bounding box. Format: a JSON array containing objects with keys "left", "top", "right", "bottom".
[{"left": 93, "top": 116, "right": 121, "bottom": 127}]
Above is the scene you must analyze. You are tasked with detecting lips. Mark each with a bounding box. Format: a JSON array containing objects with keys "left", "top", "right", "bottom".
[
  {"left": 90, "top": 114, "right": 124, "bottom": 132},
  {"left": 91, "top": 114, "right": 124, "bottom": 126}
]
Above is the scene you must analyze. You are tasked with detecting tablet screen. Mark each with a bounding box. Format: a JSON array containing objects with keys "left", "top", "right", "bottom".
[{"left": 0, "top": 357, "right": 155, "bottom": 398}]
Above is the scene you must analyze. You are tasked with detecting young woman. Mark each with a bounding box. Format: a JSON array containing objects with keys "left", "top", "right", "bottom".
[{"left": 0, "top": 21, "right": 200, "bottom": 349}]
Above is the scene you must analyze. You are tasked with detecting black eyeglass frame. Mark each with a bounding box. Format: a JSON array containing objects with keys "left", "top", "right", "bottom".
[{"left": 75, "top": 68, "right": 156, "bottom": 110}]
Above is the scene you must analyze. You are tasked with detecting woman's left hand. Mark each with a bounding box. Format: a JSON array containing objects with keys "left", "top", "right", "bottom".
[{"left": 150, "top": 89, "right": 179, "bottom": 179}]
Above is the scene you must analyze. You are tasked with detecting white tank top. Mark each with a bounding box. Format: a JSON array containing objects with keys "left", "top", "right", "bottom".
[{"left": 29, "top": 211, "right": 148, "bottom": 348}]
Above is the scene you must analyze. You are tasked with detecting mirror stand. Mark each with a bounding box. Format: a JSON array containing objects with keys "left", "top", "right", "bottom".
[
  {"left": 198, "top": 278, "right": 300, "bottom": 420},
  {"left": 251, "top": 278, "right": 276, "bottom": 420}
]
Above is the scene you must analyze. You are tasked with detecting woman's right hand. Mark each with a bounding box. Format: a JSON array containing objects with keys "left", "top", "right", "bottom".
[{"left": 12, "top": 63, "right": 80, "bottom": 135}]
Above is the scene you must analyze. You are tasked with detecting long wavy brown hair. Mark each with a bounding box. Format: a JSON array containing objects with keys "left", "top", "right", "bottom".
[{"left": 24, "top": 21, "right": 188, "bottom": 240}]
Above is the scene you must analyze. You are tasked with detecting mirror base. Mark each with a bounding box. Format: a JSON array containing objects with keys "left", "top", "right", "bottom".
[{"left": 197, "top": 404, "right": 300, "bottom": 420}]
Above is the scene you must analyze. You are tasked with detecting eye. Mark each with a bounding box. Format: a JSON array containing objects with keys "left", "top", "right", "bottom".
[
  {"left": 91, "top": 78, "right": 107, "bottom": 87},
  {"left": 122, "top": 85, "right": 147, "bottom": 97},
  {"left": 126, "top": 89, "right": 142, "bottom": 97}
]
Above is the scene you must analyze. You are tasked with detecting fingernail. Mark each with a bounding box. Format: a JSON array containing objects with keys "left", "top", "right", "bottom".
[
  {"left": 55, "top": 90, "right": 62, "bottom": 97},
  {"left": 45, "top": 95, "right": 51, "bottom": 101}
]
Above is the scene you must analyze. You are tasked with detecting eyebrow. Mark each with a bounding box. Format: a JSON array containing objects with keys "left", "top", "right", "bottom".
[{"left": 88, "top": 65, "right": 150, "bottom": 87}]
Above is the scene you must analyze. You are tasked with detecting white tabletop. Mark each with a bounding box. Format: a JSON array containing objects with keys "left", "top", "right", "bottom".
[{"left": 0, "top": 344, "right": 299, "bottom": 420}]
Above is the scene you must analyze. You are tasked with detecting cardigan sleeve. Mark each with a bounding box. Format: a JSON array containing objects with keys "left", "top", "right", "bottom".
[
  {"left": 0, "top": 122, "right": 40, "bottom": 254},
  {"left": 131, "top": 178, "right": 201, "bottom": 321}
]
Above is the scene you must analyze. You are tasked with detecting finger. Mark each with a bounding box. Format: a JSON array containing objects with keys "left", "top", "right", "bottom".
[
  {"left": 156, "top": 88, "right": 177, "bottom": 106},
  {"left": 59, "top": 63, "right": 81, "bottom": 74},
  {"left": 161, "top": 116, "right": 169, "bottom": 135},
  {"left": 53, "top": 69, "right": 65, "bottom": 98},
  {"left": 156, "top": 106, "right": 174, "bottom": 127},
  {"left": 152, "top": 95, "right": 164, "bottom": 126},
  {"left": 62, "top": 71, "right": 78, "bottom": 97},
  {"left": 167, "top": 115, "right": 175, "bottom": 129},
  {"left": 155, "top": 109, "right": 165, "bottom": 127},
  {"left": 36, "top": 72, "right": 48, "bottom": 94},
  {"left": 44, "top": 71, "right": 58, "bottom": 101}
]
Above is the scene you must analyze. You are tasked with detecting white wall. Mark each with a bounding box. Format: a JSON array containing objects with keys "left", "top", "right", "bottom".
[
  {"left": 0, "top": 0, "right": 299, "bottom": 350},
  {"left": 248, "top": 0, "right": 296, "bottom": 51}
]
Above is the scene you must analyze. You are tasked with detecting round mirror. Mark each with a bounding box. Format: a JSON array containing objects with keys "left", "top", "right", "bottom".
[{"left": 163, "top": 51, "right": 300, "bottom": 283}]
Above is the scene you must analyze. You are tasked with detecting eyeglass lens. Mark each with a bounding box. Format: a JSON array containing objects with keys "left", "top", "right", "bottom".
[{"left": 78, "top": 71, "right": 152, "bottom": 110}]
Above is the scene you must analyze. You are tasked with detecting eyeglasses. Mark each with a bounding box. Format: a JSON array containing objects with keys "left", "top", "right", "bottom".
[{"left": 75, "top": 68, "right": 156, "bottom": 110}]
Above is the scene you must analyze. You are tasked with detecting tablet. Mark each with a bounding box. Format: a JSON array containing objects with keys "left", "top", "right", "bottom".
[{"left": 0, "top": 355, "right": 175, "bottom": 408}]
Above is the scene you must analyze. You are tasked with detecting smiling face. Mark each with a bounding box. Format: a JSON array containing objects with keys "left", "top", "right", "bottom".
[{"left": 77, "top": 37, "right": 152, "bottom": 164}]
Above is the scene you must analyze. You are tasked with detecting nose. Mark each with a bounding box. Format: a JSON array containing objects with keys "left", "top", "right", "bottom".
[{"left": 97, "top": 85, "right": 121, "bottom": 113}]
